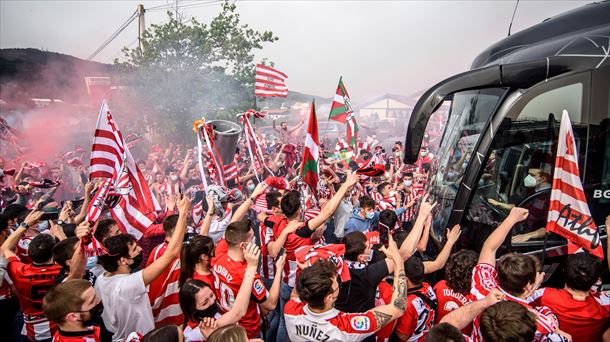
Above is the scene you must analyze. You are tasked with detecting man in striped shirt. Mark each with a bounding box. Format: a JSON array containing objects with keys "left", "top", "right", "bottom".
[{"left": 469, "top": 207, "right": 569, "bottom": 341}]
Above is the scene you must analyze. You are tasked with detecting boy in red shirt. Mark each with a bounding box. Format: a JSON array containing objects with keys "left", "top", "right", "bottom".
[
  {"left": 43, "top": 279, "right": 103, "bottom": 342},
  {"left": 212, "top": 219, "right": 285, "bottom": 338},
  {"left": 528, "top": 252, "right": 610, "bottom": 342}
]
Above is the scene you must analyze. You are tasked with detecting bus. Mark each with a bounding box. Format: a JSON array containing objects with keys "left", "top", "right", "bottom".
[{"left": 403, "top": 1, "right": 609, "bottom": 280}]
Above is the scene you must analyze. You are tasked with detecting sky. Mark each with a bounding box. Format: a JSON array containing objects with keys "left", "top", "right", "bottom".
[{"left": 0, "top": 0, "right": 593, "bottom": 102}]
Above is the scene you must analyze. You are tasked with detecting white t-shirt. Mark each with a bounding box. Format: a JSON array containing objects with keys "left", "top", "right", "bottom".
[{"left": 94, "top": 270, "right": 154, "bottom": 342}]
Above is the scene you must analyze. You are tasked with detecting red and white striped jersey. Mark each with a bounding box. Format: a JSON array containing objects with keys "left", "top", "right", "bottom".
[
  {"left": 52, "top": 326, "right": 101, "bottom": 342},
  {"left": 284, "top": 298, "right": 379, "bottom": 342},
  {"left": 271, "top": 218, "right": 312, "bottom": 287},
  {"left": 145, "top": 241, "right": 183, "bottom": 327},
  {"left": 400, "top": 188, "right": 417, "bottom": 223},
  {"left": 259, "top": 218, "right": 277, "bottom": 279},
  {"left": 528, "top": 287, "right": 610, "bottom": 342},
  {"left": 470, "top": 263, "right": 560, "bottom": 342},
  {"left": 395, "top": 283, "right": 437, "bottom": 342},
  {"left": 17, "top": 235, "right": 34, "bottom": 264}
]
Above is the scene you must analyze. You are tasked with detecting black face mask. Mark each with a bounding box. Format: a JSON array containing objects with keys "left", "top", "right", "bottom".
[
  {"left": 79, "top": 301, "right": 104, "bottom": 326},
  {"left": 129, "top": 253, "right": 143, "bottom": 271},
  {"left": 195, "top": 302, "right": 219, "bottom": 320}
]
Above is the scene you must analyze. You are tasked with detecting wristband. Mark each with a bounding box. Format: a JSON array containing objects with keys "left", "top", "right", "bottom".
[
  {"left": 19, "top": 222, "right": 29, "bottom": 229},
  {"left": 249, "top": 197, "right": 256, "bottom": 203}
]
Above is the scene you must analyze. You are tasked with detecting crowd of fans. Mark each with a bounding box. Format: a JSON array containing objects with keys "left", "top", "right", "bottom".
[{"left": 0, "top": 118, "right": 609, "bottom": 342}]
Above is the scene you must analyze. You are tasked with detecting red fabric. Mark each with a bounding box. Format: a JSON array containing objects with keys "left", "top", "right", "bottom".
[
  {"left": 434, "top": 280, "right": 474, "bottom": 335},
  {"left": 211, "top": 253, "right": 268, "bottom": 338},
  {"left": 145, "top": 242, "right": 183, "bottom": 327},
  {"left": 52, "top": 326, "right": 101, "bottom": 342},
  {"left": 7, "top": 256, "right": 61, "bottom": 340},
  {"left": 395, "top": 283, "right": 437, "bottom": 342},
  {"left": 271, "top": 218, "right": 312, "bottom": 287},
  {"left": 529, "top": 287, "right": 610, "bottom": 342}
]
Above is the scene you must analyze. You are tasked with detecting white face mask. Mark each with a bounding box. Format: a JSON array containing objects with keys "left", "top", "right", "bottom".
[
  {"left": 404, "top": 180, "right": 412, "bottom": 187},
  {"left": 170, "top": 175, "right": 178, "bottom": 182},
  {"left": 420, "top": 152, "right": 427, "bottom": 157},
  {"left": 523, "top": 174, "right": 537, "bottom": 188}
]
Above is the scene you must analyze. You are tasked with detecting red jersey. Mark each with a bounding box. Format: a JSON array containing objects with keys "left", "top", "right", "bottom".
[
  {"left": 52, "top": 326, "right": 101, "bottom": 342},
  {"left": 193, "top": 271, "right": 215, "bottom": 287},
  {"left": 395, "top": 282, "right": 437, "bottom": 342},
  {"left": 529, "top": 287, "right": 610, "bottom": 342},
  {"left": 212, "top": 252, "right": 268, "bottom": 338},
  {"left": 284, "top": 298, "right": 379, "bottom": 342},
  {"left": 7, "top": 256, "right": 62, "bottom": 341},
  {"left": 375, "top": 280, "right": 396, "bottom": 342},
  {"left": 434, "top": 280, "right": 474, "bottom": 334},
  {"left": 470, "top": 263, "right": 561, "bottom": 342},
  {"left": 145, "top": 241, "right": 183, "bottom": 327},
  {"left": 271, "top": 218, "right": 313, "bottom": 287}
]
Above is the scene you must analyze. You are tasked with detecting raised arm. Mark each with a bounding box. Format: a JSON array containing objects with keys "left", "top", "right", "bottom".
[
  {"left": 424, "top": 224, "right": 461, "bottom": 274},
  {"left": 199, "top": 194, "right": 215, "bottom": 236},
  {"left": 308, "top": 172, "right": 359, "bottom": 230},
  {"left": 66, "top": 222, "right": 91, "bottom": 281},
  {"left": 0, "top": 210, "right": 43, "bottom": 259},
  {"left": 217, "top": 244, "right": 262, "bottom": 325},
  {"left": 417, "top": 213, "right": 432, "bottom": 253},
  {"left": 289, "top": 118, "right": 305, "bottom": 134},
  {"left": 259, "top": 254, "right": 287, "bottom": 311},
  {"left": 230, "top": 182, "right": 268, "bottom": 223},
  {"left": 368, "top": 235, "right": 408, "bottom": 332},
  {"left": 142, "top": 195, "right": 189, "bottom": 285},
  {"left": 398, "top": 194, "right": 436, "bottom": 260},
  {"left": 73, "top": 181, "right": 95, "bottom": 224},
  {"left": 441, "top": 288, "right": 504, "bottom": 329},
  {"left": 479, "top": 207, "right": 528, "bottom": 266}
]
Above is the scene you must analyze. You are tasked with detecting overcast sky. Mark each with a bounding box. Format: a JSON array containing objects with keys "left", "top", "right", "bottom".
[{"left": 0, "top": 0, "right": 593, "bottom": 101}]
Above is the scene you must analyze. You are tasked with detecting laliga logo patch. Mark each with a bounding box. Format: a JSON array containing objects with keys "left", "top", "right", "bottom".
[
  {"left": 350, "top": 316, "right": 370, "bottom": 331},
  {"left": 253, "top": 279, "right": 265, "bottom": 295}
]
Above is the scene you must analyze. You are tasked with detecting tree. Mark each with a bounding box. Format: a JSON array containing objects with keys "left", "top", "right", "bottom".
[{"left": 114, "top": 1, "right": 277, "bottom": 142}]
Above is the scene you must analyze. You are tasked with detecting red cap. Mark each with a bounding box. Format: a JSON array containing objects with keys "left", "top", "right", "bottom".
[
  {"left": 356, "top": 164, "right": 385, "bottom": 177},
  {"left": 265, "top": 176, "right": 290, "bottom": 191}
]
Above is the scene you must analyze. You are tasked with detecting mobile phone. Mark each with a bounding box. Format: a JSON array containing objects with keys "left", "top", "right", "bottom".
[{"left": 40, "top": 212, "right": 60, "bottom": 221}]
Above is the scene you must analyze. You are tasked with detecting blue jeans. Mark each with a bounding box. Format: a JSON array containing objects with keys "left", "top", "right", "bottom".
[
  {"left": 277, "top": 282, "right": 293, "bottom": 342},
  {"left": 262, "top": 277, "right": 280, "bottom": 342}
]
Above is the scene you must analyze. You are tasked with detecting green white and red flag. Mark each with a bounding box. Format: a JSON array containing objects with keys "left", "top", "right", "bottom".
[
  {"left": 329, "top": 77, "right": 353, "bottom": 124},
  {"left": 300, "top": 100, "right": 319, "bottom": 192}
]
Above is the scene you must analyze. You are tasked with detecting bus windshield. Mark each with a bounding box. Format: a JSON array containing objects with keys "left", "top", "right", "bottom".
[{"left": 428, "top": 88, "right": 506, "bottom": 235}]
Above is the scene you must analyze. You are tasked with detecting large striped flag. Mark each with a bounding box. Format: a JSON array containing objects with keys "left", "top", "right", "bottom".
[
  {"left": 329, "top": 77, "right": 353, "bottom": 124},
  {"left": 300, "top": 100, "right": 319, "bottom": 192},
  {"left": 255, "top": 64, "right": 288, "bottom": 97},
  {"left": 90, "top": 100, "right": 160, "bottom": 239},
  {"left": 546, "top": 110, "right": 603, "bottom": 258}
]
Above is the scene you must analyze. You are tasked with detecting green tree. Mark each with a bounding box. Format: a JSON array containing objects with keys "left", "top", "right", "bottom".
[{"left": 114, "top": 1, "right": 277, "bottom": 141}]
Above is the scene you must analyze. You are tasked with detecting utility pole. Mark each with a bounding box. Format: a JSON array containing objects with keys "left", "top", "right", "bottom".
[{"left": 137, "top": 4, "right": 146, "bottom": 52}]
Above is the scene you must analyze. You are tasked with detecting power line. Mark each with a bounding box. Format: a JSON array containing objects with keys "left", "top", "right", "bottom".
[{"left": 87, "top": 10, "right": 138, "bottom": 60}]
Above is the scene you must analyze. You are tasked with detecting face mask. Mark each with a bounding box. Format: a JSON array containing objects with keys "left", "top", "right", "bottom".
[
  {"left": 247, "top": 184, "right": 255, "bottom": 193},
  {"left": 523, "top": 174, "right": 537, "bottom": 188},
  {"left": 79, "top": 301, "right": 104, "bottom": 326},
  {"left": 37, "top": 220, "right": 49, "bottom": 232},
  {"left": 170, "top": 175, "right": 178, "bottom": 182},
  {"left": 404, "top": 180, "right": 412, "bottom": 187},
  {"left": 420, "top": 152, "right": 427, "bottom": 158},
  {"left": 365, "top": 211, "right": 375, "bottom": 220},
  {"left": 195, "top": 302, "right": 219, "bottom": 320},
  {"left": 129, "top": 253, "right": 143, "bottom": 271},
  {"left": 87, "top": 256, "right": 97, "bottom": 270}
]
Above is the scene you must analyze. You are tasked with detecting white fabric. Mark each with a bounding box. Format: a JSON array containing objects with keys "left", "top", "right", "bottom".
[
  {"left": 95, "top": 270, "right": 154, "bottom": 342},
  {"left": 208, "top": 211, "right": 233, "bottom": 243}
]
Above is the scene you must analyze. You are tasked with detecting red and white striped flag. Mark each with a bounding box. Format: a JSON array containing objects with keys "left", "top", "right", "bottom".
[
  {"left": 90, "top": 100, "right": 160, "bottom": 239},
  {"left": 546, "top": 110, "right": 603, "bottom": 258},
  {"left": 255, "top": 64, "right": 288, "bottom": 97},
  {"left": 87, "top": 178, "right": 112, "bottom": 224},
  {"left": 223, "top": 162, "right": 238, "bottom": 181}
]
